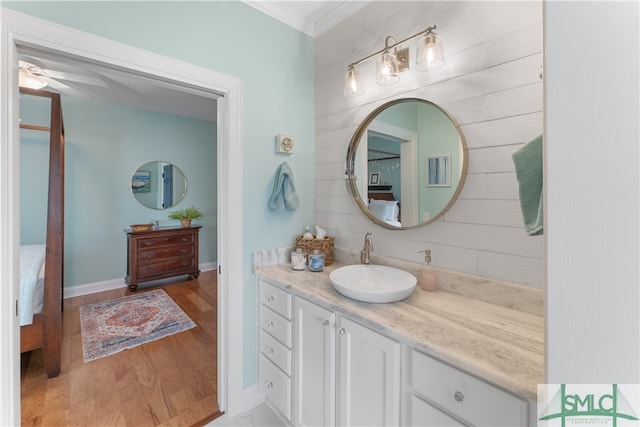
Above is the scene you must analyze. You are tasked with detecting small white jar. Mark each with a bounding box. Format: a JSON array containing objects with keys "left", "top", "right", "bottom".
[{"left": 291, "top": 248, "right": 307, "bottom": 271}]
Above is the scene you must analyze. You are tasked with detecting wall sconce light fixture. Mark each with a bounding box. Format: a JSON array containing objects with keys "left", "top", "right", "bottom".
[{"left": 344, "top": 25, "right": 444, "bottom": 97}]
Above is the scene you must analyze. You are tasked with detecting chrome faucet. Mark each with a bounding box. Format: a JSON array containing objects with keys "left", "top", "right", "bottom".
[{"left": 361, "top": 232, "right": 374, "bottom": 264}]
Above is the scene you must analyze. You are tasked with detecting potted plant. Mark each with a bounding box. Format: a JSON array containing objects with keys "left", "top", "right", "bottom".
[{"left": 168, "top": 206, "right": 203, "bottom": 227}]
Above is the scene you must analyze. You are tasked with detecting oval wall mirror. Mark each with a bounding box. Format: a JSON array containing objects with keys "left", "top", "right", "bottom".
[
  {"left": 131, "top": 161, "right": 187, "bottom": 210},
  {"left": 346, "top": 98, "right": 468, "bottom": 230}
]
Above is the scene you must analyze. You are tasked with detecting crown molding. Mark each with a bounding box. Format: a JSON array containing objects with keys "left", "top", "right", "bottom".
[{"left": 242, "top": 1, "right": 369, "bottom": 37}]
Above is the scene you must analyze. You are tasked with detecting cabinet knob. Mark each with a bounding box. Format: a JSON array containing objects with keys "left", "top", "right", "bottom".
[
  {"left": 454, "top": 391, "right": 464, "bottom": 403},
  {"left": 322, "top": 320, "right": 330, "bottom": 326},
  {"left": 338, "top": 328, "right": 346, "bottom": 335},
  {"left": 267, "top": 347, "right": 275, "bottom": 355},
  {"left": 267, "top": 295, "right": 275, "bottom": 302},
  {"left": 266, "top": 381, "right": 274, "bottom": 389},
  {"left": 266, "top": 321, "right": 274, "bottom": 328}
]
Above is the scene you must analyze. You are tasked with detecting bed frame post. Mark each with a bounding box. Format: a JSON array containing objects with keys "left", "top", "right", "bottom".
[{"left": 42, "top": 92, "right": 64, "bottom": 378}]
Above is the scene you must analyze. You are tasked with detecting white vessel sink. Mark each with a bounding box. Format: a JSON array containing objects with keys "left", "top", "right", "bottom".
[{"left": 329, "top": 264, "right": 417, "bottom": 303}]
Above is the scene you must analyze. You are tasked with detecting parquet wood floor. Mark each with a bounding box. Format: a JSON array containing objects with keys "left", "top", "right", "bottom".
[{"left": 21, "top": 270, "right": 221, "bottom": 427}]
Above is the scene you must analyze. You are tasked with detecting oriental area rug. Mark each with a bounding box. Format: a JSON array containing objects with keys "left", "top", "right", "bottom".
[{"left": 80, "top": 289, "right": 196, "bottom": 362}]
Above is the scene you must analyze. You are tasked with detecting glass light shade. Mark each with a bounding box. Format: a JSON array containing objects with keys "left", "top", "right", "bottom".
[
  {"left": 376, "top": 51, "right": 400, "bottom": 85},
  {"left": 344, "top": 66, "right": 364, "bottom": 96},
  {"left": 19, "top": 70, "right": 47, "bottom": 89},
  {"left": 416, "top": 31, "right": 445, "bottom": 71}
]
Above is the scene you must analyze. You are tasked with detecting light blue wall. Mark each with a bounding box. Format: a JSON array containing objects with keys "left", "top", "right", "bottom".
[
  {"left": 6, "top": 1, "right": 316, "bottom": 388},
  {"left": 416, "top": 103, "right": 460, "bottom": 218},
  {"left": 20, "top": 94, "right": 217, "bottom": 287}
]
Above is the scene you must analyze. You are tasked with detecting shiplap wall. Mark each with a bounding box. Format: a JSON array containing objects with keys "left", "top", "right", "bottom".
[{"left": 314, "top": 1, "right": 543, "bottom": 287}]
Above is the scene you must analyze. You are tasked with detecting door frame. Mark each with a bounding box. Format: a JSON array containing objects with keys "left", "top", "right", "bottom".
[{"left": 0, "top": 9, "right": 247, "bottom": 424}]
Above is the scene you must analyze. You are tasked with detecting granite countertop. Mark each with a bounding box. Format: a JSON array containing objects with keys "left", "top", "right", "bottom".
[{"left": 255, "top": 262, "right": 544, "bottom": 401}]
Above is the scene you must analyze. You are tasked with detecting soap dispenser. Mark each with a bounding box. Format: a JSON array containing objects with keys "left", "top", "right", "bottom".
[{"left": 418, "top": 249, "right": 437, "bottom": 291}]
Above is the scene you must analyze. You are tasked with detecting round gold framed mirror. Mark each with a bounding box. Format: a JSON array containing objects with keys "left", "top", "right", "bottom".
[
  {"left": 131, "top": 161, "right": 187, "bottom": 210},
  {"left": 346, "top": 98, "right": 468, "bottom": 229}
]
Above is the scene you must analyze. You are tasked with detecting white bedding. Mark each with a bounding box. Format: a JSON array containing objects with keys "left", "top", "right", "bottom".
[{"left": 20, "top": 245, "right": 46, "bottom": 326}]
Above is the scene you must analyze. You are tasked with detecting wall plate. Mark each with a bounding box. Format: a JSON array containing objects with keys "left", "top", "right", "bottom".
[{"left": 277, "top": 134, "right": 295, "bottom": 154}]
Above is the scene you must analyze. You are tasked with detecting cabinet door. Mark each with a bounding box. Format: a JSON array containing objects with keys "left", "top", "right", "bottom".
[
  {"left": 337, "top": 316, "right": 400, "bottom": 427},
  {"left": 294, "top": 297, "right": 336, "bottom": 427}
]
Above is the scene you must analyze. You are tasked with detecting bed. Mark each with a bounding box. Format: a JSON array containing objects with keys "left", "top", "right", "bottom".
[
  {"left": 19, "top": 87, "right": 65, "bottom": 378},
  {"left": 368, "top": 192, "right": 401, "bottom": 227}
]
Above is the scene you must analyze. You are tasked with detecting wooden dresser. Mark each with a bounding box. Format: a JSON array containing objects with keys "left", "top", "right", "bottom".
[{"left": 125, "top": 225, "right": 201, "bottom": 291}]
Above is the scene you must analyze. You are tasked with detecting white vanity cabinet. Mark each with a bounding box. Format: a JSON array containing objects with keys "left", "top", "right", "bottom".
[
  {"left": 258, "top": 280, "right": 293, "bottom": 421},
  {"left": 293, "top": 296, "right": 335, "bottom": 426},
  {"left": 293, "top": 295, "right": 401, "bottom": 427},
  {"left": 258, "top": 277, "right": 529, "bottom": 427},
  {"left": 406, "top": 349, "right": 528, "bottom": 426},
  {"left": 336, "top": 316, "right": 401, "bottom": 426}
]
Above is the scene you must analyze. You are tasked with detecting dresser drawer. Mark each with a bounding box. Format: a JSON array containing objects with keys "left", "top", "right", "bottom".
[
  {"left": 260, "top": 330, "right": 291, "bottom": 375},
  {"left": 259, "top": 354, "right": 291, "bottom": 420},
  {"left": 138, "top": 244, "right": 194, "bottom": 263},
  {"left": 410, "top": 349, "right": 527, "bottom": 426},
  {"left": 259, "top": 280, "right": 291, "bottom": 319},
  {"left": 136, "top": 233, "right": 194, "bottom": 249},
  {"left": 259, "top": 305, "right": 292, "bottom": 347},
  {"left": 136, "top": 257, "right": 195, "bottom": 278}
]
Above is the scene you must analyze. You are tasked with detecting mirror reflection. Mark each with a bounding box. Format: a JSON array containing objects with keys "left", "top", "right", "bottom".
[
  {"left": 131, "top": 161, "right": 187, "bottom": 210},
  {"left": 346, "top": 98, "right": 467, "bottom": 229}
]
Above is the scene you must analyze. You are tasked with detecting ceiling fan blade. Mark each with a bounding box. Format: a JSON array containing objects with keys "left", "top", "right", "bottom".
[
  {"left": 44, "top": 78, "right": 95, "bottom": 100},
  {"left": 41, "top": 69, "right": 108, "bottom": 87}
]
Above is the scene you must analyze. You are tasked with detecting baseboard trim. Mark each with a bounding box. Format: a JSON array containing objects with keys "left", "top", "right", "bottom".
[{"left": 63, "top": 262, "right": 218, "bottom": 299}]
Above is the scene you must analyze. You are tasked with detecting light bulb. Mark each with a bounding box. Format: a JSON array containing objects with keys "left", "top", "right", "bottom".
[
  {"left": 416, "top": 30, "right": 445, "bottom": 71},
  {"left": 376, "top": 51, "right": 399, "bottom": 85},
  {"left": 344, "top": 65, "right": 364, "bottom": 96}
]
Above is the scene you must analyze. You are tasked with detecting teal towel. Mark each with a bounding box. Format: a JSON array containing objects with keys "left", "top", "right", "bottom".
[
  {"left": 512, "top": 134, "right": 543, "bottom": 236},
  {"left": 268, "top": 162, "right": 299, "bottom": 212}
]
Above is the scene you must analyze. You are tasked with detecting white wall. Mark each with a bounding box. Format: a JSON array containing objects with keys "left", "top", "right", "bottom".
[
  {"left": 315, "top": 1, "right": 543, "bottom": 287},
  {"left": 545, "top": 1, "right": 639, "bottom": 383}
]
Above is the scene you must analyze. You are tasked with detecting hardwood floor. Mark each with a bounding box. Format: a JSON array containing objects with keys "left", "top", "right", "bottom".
[{"left": 21, "top": 270, "right": 221, "bottom": 427}]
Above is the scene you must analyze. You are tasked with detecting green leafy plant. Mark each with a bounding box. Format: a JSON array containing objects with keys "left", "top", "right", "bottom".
[{"left": 167, "top": 206, "right": 203, "bottom": 221}]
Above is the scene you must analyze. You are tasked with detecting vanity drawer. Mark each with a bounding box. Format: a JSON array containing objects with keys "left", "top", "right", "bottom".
[
  {"left": 259, "top": 354, "right": 292, "bottom": 420},
  {"left": 137, "top": 244, "right": 194, "bottom": 263},
  {"left": 409, "top": 394, "right": 461, "bottom": 427},
  {"left": 136, "top": 233, "right": 194, "bottom": 249},
  {"left": 260, "top": 330, "right": 291, "bottom": 375},
  {"left": 259, "top": 280, "right": 292, "bottom": 319},
  {"left": 259, "top": 304, "right": 292, "bottom": 347},
  {"left": 410, "top": 350, "right": 527, "bottom": 426}
]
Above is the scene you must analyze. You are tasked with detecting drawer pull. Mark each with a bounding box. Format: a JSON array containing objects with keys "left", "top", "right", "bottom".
[
  {"left": 267, "top": 347, "right": 275, "bottom": 355},
  {"left": 266, "top": 321, "right": 274, "bottom": 328},
  {"left": 338, "top": 328, "right": 346, "bottom": 335},
  {"left": 181, "top": 237, "right": 187, "bottom": 242},
  {"left": 266, "top": 381, "right": 274, "bottom": 389},
  {"left": 181, "top": 248, "right": 187, "bottom": 254},
  {"left": 182, "top": 261, "right": 188, "bottom": 266},
  {"left": 453, "top": 391, "right": 464, "bottom": 403},
  {"left": 144, "top": 241, "right": 152, "bottom": 246},
  {"left": 322, "top": 320, "right": 330, "bottom": 326},
  {"left": 267, "top": 295, "right": 275, "bottom": 302}
]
